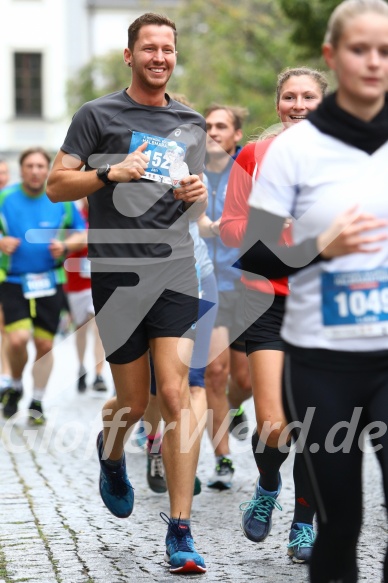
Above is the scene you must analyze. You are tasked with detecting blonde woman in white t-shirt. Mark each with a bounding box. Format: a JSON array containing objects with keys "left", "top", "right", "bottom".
[{"left": 241, "top": 1, "right": 388, "bottom": 581}]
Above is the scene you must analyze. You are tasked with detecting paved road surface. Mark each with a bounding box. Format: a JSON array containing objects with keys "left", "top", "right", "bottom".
[{"left": 0, "top": 331, "right": 386, "bottom": 582}]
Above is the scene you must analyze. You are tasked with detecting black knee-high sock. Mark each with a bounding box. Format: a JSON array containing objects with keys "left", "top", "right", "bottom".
[
  {"left": 292, "top": 452, "right": 316, "bottom": 526},
  {"left": 252, "top": 430, "right": 289, "bottom": 492}
]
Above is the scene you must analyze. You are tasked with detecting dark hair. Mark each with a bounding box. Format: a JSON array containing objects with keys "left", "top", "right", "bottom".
[
  {"left": 19, "top": 147, "right": 51, "bottom": 167},
  {"left": 204, "top": 104, "right": 249, "bottom": 131},
  {"left": 127, "top": 13, "right": 177, "bottom": 51}
]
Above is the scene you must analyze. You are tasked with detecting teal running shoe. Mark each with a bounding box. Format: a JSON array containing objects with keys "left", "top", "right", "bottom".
[
  {"left": 287, "top": 522, "right": 315, "bottom": 563},
  {"left": 193, "top": 475, "right": 202, "bottom": 496},
  {"left": 239, "top": 475, "right": 282, "bottom": 542},
  {"left": 161, "top": 513, "right": 206, "bottom": 574},
  {"left": 96, "top": 431, "right": 134, "bottom": 518}
]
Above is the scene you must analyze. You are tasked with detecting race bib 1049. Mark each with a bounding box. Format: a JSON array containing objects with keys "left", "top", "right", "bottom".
[
  {"left": 321, "top": 268, "right": 388, "bottom": 339},
  {"left": 129, "top": 131, "right": 187, "bottom": 184}
]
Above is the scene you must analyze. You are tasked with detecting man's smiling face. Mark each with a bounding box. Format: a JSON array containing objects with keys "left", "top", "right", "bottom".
[{"left": 125, "top": 24, "right": 177, "bottom": 92}]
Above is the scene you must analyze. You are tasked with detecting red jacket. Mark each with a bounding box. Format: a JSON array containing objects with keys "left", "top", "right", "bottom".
[
  {"left": 64, "top": 207, "right": 90, "bottom": 293},
  {"left": 220, "top": 139, "right": 290, "bottom": 296}
]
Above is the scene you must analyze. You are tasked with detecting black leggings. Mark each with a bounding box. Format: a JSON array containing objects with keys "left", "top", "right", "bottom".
[{"left": 283, "top": 344, "right": 388, "bottom": 583}]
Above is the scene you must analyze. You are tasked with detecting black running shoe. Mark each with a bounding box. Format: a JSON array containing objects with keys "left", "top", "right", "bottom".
[
  {"left": 3, "top": 388, "right": 23, "bottom": 419},
  {"left": 77, "top": 373, "right": 87, "bottom": 393},
  {"left": 229, "top": 406, "right": 249, "bottom": 440},
  {"left": 0, "top": 387, "right": 8, "bottom": 405},
  {"left": 93, "top": 374, "right": 107, "bottom": 392},
  {"left": 0, "top": 375, "right": 12, "bottom": 405},
  {"left": 28, "top": 399, "right": 46, "bottom": 425},
  {"left": 147, "top": 451, "right": 167, "bottom": 493},
  {"left": 193, "top": 476, "right": 202, "bottom": 496}
]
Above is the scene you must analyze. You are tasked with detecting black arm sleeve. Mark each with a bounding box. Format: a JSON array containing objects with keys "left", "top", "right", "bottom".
[{"left": 239, "top": 208, "right": 327, "bottom": 280}]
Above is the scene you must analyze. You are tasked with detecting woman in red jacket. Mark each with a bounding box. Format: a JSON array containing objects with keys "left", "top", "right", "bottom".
[{"left": 220, "top": 67, "right": 328, "bottom": 563}]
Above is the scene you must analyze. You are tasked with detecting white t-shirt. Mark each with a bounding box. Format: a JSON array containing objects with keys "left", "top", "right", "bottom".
[{"left": 249, "top": 120, "right": 388, "bottom": 351}]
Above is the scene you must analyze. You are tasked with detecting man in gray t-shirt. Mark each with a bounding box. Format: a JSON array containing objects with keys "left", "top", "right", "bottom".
[{"left": 47, "top": 12, "right": 207, "bottom": 575}]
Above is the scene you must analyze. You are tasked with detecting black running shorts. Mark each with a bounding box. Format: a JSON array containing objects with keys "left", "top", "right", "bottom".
[
  {"left": 91, "top": 258, "right": 199, "bottom": 364},
  {"left": 244, "top": 289, "right": 286, "bottom": 355},
  {"left": 1, "top": 281, "right": 65, "bottom": 336}
]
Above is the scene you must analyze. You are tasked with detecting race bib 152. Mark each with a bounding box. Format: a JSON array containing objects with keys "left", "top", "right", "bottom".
[{"left": 129, "top": 131, "right": 187, "bottom": 184}]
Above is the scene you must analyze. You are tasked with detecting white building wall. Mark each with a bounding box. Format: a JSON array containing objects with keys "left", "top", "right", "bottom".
[
  {"left": 1, "top": 0, "right": 70, "bottom": 158},
  {"left": 88, "top": 9, "right": 141, "bottom": 57},
  {"left": 65, "top": 0, "right": 92, "bottom": 76},
  {"left": 1, "top": 0, "right": 181, "bottom": 178}
]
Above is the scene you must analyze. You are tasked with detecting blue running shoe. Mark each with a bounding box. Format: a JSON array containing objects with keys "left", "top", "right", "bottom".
[
  {"left": 287, "top": 522, "right": 315, "bottom": 563},
  {"left": 96, "top": 431, "right": 134, "bottom": 518},
  {"left": 161, "top": 513, "right": 206, "bottom": 574},
  {"left": 134, "top": 419, "right": 147, "bottom": 449},
  {"left": 239, "top": 475, "right": 282, "bottom": 542}
]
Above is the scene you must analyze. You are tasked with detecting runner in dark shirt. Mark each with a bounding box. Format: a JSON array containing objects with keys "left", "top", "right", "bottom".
[{"left": 47, "top": 12, "right": 208, "bottom": 575}]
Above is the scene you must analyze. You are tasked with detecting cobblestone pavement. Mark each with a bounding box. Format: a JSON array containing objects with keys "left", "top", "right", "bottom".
[{"left": 0, "top": 333, "right": 387, "bottom": 582}]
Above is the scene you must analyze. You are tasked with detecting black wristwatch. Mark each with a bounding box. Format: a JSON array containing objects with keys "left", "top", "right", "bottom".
[{"left": 96, "top": 163, "right": 114, "bottom": 185}]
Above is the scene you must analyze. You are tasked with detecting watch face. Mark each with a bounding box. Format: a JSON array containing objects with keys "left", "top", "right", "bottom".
[
  {"left": 97, "top": 164, "right": 108, "bottom": 176},
  {"left": 97, "top": 164, "right": 111, "bottom": 183}
]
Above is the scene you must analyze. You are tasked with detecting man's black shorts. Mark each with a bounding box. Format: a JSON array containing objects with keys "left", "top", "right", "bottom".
[
  {"left": 1, "top": 281, "right": 65, "bottom": 336},
  {"left": 91, "top": 258, "right": 199, "bottom": 364}
]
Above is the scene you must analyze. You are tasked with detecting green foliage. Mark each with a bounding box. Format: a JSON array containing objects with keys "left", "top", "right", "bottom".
[
  {"left": 66, "top": 51, "right": 130, "bottom": 116},
  {"left": 279, "top": 0, "right": 342, "bottom": 57},
  {"left": 170, "top": 0, "right": 307, "bottom": 139}
]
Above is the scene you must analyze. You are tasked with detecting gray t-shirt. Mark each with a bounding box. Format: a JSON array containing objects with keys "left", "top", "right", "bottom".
[{"left": 61, "top": 90, "right": 206, "bottom": 265}]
